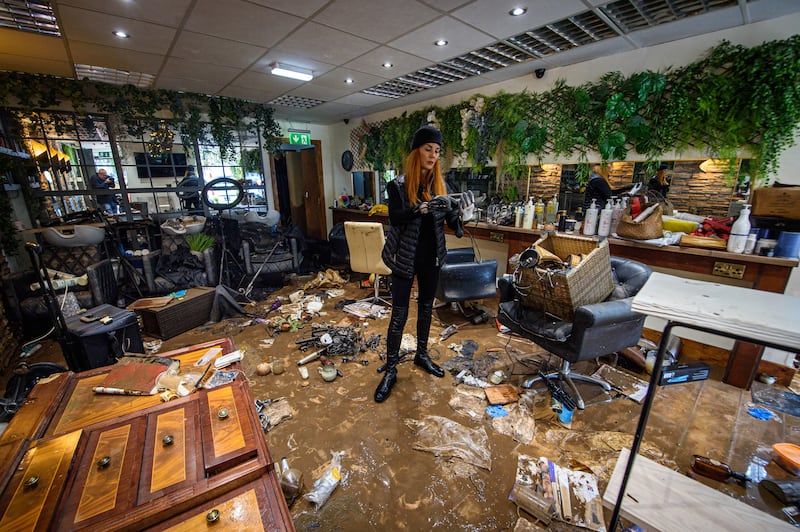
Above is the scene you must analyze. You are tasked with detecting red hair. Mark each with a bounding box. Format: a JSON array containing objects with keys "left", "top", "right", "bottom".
[{"left": 404, "top": 148, "right": 445, "bottom": 204}]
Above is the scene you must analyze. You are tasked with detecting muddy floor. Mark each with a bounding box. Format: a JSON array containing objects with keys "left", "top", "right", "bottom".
[{"left": 6, "top": 273, "right": 800, "bottom": 531}]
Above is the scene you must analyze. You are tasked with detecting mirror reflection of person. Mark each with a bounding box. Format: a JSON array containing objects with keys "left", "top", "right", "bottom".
[
  {"left": 582, "top": 164, "right": 636, "bottom": 215},
  {"left": 177, "top": 165, "right": 201, "bottom": 213},
  {"left": 89, "top": 168, "right": 116, "bottom": 214},
  {"left": 648, "top": 163, "right": 671, "bottom": 197}
]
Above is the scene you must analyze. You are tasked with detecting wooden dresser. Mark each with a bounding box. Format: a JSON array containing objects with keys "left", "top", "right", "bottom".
[{"left": 0, "top": 338, "right": 294, "bottom": 531}]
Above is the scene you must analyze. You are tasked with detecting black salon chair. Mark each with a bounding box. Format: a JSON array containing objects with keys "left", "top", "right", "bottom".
[
  {"left": 435, "top": 248, "right": 498, "bottom": 316},
  {"left": 86, "top": 259, "right": 120, "bottom": 306},
  {"left": 498, "top": 256, "right": 652, "bottom": 409}
]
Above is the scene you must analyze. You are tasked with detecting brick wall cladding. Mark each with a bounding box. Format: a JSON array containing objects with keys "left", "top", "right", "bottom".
[{"left": 500, "top": 160, "right": 734, "bottom": 218}]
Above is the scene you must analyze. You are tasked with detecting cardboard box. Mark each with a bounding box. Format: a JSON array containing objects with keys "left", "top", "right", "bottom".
[
  {"left": 751, "top": 186, "right": 800, "bottom": 220},
  {"left": 659, "top": 361, "right": 710, "bottom": 386}
]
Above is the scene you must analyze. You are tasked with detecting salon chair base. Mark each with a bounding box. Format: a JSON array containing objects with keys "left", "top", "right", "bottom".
[{"left": 523, "top": 360, "right": 611, "bottom": 410}]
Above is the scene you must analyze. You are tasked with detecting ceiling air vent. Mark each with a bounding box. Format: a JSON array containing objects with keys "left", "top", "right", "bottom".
[
  {"left": 0, "top": 0, "right": 59, "bottom": 36},
  {"left": 267, "top": 95, "right": 324, "bottom": 109},
  {"left": 74, "top": 64, "right": 155, "bottom": 88},
  {"left": 599, "top": 0, "right": 739, "bottom": 34}
]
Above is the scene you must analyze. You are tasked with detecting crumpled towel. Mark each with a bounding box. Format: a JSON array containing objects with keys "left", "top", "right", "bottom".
[{"left": 304, "top": 269, "right": 347, "bottom": 290}]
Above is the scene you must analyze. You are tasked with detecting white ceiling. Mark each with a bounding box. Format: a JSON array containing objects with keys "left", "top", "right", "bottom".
[{"left": 0, "top": 0, "right": 798, "bottom": 125}]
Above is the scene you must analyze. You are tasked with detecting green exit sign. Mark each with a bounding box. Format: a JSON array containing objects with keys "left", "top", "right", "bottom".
[{"left": 289, "top": 132, "right": 311, "bottom": 145}]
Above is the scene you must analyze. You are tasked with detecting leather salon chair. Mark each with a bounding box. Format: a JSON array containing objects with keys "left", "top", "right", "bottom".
[
  {"left": 86, "top": 259, "right": 120, "bottom": 306},
  {"left": 344, "top": 222, "right": 392, "bottom": 306},
  {"left": 498, "top": 256, "right": 652, "bottom": 409},
  {"left": 435, "top": 247, "right": 498, "bottom": 316}
]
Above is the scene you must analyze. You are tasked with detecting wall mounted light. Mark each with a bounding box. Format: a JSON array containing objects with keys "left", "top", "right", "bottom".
[{"left": 270, "top": 63, "right": 313, "bottom": 82}]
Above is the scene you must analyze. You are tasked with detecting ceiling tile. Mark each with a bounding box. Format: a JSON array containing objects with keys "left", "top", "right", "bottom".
[
  {"left": 230, "top": 70, "right": 302, "bottom": 94},
  {"left": 55, "top": 0, "right": 194, "bottom": 27},
  {"left": 315, "top": 0, "right": 439, "bottom": 43},
  {"left": 344, "top": 46, "right": 432, "bottom": 79},
  {"left": 418, "top": 0, "right": 475, "bottom": 12},
  {"left": 277, "top": 22, "right": 379, "bottom": 65},
  {"left": 288, "top": 83, "right": 351, "bottom": 101},
  {"left": 0, "top": 29, "right": 68, "bottom": 61},
  {"left": 170, "top": 31, "right": 267, "bottom": 69},
  {"left": 154, "top": 75, "right": 223, "bottom": 94},
  {"left": 311, "top": 68, "right": 386, "bottom": 90},
  {"left": 333, "top": 92, "right": 392, "bottom": 106},
  {"left": 387, "top": 16, "right": 494, "bottom": 62},
  {"left": 248, "top": 0, "right": 330, "bottom": 18},
  {"left": 218, "top": 85, "right": 274, "bottom": 103},
  {"left": 161, "top": 57, "right": 241, "bottom": 85},
  {"left": 452, "top": 0, "right": 586, "bottom": 40},
  {"left": 69, "top": 42, "right": 164, "bottom": 74},
  {"left": 185, "top": 0, "right": 304, "bottom": 48},
  {"left": 0, "top": 53, "right": 73, "bottom": 77},
  {"left": 57, "top": 6, "right": 177, "bottom": 55}
]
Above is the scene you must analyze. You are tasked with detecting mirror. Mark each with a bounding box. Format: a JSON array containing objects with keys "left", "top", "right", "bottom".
[{"left": 351, "top": 171, "right": 375, "bottom": 204}]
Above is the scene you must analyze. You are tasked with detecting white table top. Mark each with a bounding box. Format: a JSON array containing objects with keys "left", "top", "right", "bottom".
[{"left": 632, "top": 272, "right": 800, "bottom": 352}]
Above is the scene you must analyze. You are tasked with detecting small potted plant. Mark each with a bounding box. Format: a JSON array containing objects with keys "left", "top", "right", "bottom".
[{"left": 185, "top": 233, "right": 215, "bottom": 261}]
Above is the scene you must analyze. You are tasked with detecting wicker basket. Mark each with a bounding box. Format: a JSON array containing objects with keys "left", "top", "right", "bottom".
[{"left": 516, "top": 233, "right": 613, "bottom": 321}]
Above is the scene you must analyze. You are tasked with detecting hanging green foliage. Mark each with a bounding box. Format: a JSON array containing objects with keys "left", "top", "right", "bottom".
[
  {"left": 0, "top": 72, "right": 282, "bottom": 158},
  {"left": 356, "top": 36, "right": 800, "bottom": 183}
]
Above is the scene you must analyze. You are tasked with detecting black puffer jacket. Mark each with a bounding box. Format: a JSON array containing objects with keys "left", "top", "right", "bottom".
[{"left": 381, "top": 176, "right": 462, "bottom": 279}]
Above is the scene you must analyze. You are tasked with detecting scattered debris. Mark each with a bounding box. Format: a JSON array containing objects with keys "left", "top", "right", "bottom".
[{"left": 405, "top": 415, "right": 491, "bottom": 471}]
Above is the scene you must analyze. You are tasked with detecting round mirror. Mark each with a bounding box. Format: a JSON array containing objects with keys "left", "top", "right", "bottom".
[{"left": 202, "top": 178, "right": 244, "bottom": 210}]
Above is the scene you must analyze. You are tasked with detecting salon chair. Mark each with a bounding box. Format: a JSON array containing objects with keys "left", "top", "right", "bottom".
[
  {"left": 344, "top": 222, "right": 392, "bottom": 306},
  {"left": 86, "top": 259, "right": 120, "bottom": 306},
  {"left": 435, "top": 248, "right": 498, "bottom": 316},
  {"left": 498, "top": 256, "right": 652, "bottom": 409}
]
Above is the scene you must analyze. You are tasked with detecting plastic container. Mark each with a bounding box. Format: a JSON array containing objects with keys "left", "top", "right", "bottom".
[
  {"left": 775, "top": 231, "right": 800, "bottom": 259},
  {"left": 726, "top": 204, "right": 751, "bottom": 253},
  {"left": 523, "top": 197, "right": 535, "bottom": 229},
  {"left": 597, "top": 198, "right": 614, "bottom": 237},
  {"left": 583, "top": 199, "right": 599, "bottom": 236}
]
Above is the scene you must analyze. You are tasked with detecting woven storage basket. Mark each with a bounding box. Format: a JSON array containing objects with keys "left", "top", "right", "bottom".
[{"left": 517, "top": 233, "right": 613, "bottom": 321}]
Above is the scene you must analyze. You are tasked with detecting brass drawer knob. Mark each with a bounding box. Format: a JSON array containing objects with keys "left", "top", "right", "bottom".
[
  {"left": 97, "top": 456, "right": 111, "bottom": 468},
  {"left": 162, "top": 435, "right": 174, "bottom": 446},
  {"left": 24, "top": 475, "right": 39, "bottom": 489},
  {"left": 217, "top": 408, "right": 229, "bottom": 420},
  {"left": 206, "top": 508, "right": 220, "bottom": 523}
]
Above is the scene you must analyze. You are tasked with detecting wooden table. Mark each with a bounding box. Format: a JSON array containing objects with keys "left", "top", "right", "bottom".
[
  {"left": 0, "top": 338, "right": 294, "bottom": 531},
  {"left": 607, "top": 273, "right": 800, "bottom": 531}
]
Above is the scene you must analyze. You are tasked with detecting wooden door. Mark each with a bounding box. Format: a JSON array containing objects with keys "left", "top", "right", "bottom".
[{"left": 301, "top": 144, "right": 326, "bottom": 240}]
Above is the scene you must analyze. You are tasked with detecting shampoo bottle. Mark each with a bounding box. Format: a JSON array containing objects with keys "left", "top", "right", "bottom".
[
  {"left": 523, "top": 197, "right": 535, "bottom": 229},
  {"left": 534, "top": 197, "right": 545, "bottom": 229},
  {"left": 727, "top": 204, "right": 751, "bottom": 254},
  {"left": 515, "top": 203, "right": 523, "bottom": 228},
  {"left": 610, "top": 198, "right": 624, "bottom": 235},
  {"left": 583, "top": 199, "right": 599, "bottom": 236},
  {"left": 597, "top": 198, "right": 614, "bottom": 237},
  {"left": 545, "top": 195, "right": 558, "bottom": 224}
]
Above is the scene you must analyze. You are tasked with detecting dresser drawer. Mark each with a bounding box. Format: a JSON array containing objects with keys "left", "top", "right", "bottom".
[
  {"left": 200, "top": 381, "right": 259, "bottom": 475},
  {"left": 0, "top": 430, "right": 83, "bottom": 531},
  {"left": 57, "top": 419, "right": 145, "bottom": 530},
  {"left": 148, "top": 476, "right": 291, "bottom": 531}
]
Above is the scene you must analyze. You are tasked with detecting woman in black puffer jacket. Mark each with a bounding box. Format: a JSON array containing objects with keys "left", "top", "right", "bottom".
[{"left": 375, "top": 125, "right": 473, "bottom": 403}]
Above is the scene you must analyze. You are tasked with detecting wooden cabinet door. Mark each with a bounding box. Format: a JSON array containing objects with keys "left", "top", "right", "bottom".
[
  {"left": 199, "top": 381, "right": 258, "bottom": 475},
  {"left": 57, "top": 419, "right": 145, "bottom": 530},
  {"left": 147, "top": 478, "right": 290, "bottom": 531},
  {"left": 138, "top": 399, "right": 203, "bottom": 504},
  {"left": 0, "top": 430, "right": 82, "bottom": 532}
]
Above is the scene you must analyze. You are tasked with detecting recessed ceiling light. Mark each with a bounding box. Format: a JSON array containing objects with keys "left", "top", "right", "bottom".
[
  {"left": 509, "top": 7, "right": 527, "bottom": 16},
  {"left": 112, "top": 30, "right": 129, "bottom": 38},
  {"left": 435, "top": 39, "right": 448, "bottom": 47},
  {"left": 382, "top": 62, "right": 394, "bottom": 69},
  {"left": 345, "top": 78, "right": 354, "bottom": 84}
]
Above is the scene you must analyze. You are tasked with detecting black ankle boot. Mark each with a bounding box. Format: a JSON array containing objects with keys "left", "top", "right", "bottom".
[
  {"left": 375, "top": 306, "right": 408, "bottom": 403},
  {"left": 374, "top": 368, "right": 397, "bottom": 403},
  {"left": 414, "top": 301, "right": 445, "bottom": 378}
]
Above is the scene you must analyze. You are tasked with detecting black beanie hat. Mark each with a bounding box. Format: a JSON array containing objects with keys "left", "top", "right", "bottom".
[{"left": 411, "top": 125, "right": 443, "bottom": 150}]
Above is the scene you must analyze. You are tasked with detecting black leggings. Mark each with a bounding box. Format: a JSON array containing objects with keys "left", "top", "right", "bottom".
[{"left": 391, "top": 263, "right": 440, "bottom": 309}]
